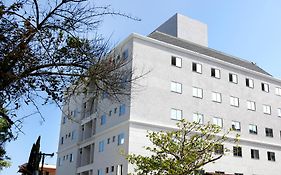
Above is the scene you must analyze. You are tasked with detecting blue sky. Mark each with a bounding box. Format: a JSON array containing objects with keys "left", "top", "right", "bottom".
[{"left": 3, "top": 0, "right": 281, "bottom": 174}]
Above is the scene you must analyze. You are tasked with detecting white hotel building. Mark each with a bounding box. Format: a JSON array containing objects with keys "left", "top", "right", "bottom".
[{"left": 56, "top": 14, "right": 281, "bottom": 175}]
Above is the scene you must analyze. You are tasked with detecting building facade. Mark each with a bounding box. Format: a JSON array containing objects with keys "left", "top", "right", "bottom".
[{"left": 56, "top": 14, "right": 281, "bottom": 175}]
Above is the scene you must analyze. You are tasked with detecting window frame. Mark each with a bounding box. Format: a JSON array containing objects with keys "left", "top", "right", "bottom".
[
  {"left": 265, "top": 128, "right": 274, "bottom": 137},
  {"left": 212, "top": 92, "right": 222, "bottom": 103},
  {"left": 263, "top": 105, "right": 271, "bottom": 115},
  {"left": 249, "top": 124, "right": 258, "bottom": 135},
  {"left": 261, "top": 83, "right": 269, "bottom": 92},
  {"left": 230, "top": 96, "right": 239, "bottom": 107},
  {"left": 171, "top": 56, "right": 182, "bottom": 68},
  {"left": 232, "top": 121, "right": 241, "bottom": 132},
  {"left": 171, "top": 81, "right": 182, "bottom": 94},
  {"left": 213, "top": 117, "right": 223, "bottom": 128},
  {"left": 192, "top": 87, "right": 203, "bottom": 99},
  {"left": 192, "top": 113, "right": 204, "bottom": 124},
  {"left": 233, "top": 146, "right": 242, "bottom": 157},
  {"left": 229, "top": 73, "right": 238, "bottom": 84},
  {"left": 211, "top": 68, "right": 221, "bottom": 79},
  {"left": 276, "top": 87, "right": 281, "bottom": 96},
  {"left": 247, "top": 100, "right": 256, "bottom": 111},
  {"left": 171, "top": 108, "right": 183, "bottom": 121},
  {"left": 192, "top": 62, "right": 202, "bottom": 74},
  {"left": 246, "top": 78, "right": 254, "bottom": 88},
  {"left": 267, "top": 151, "right": 276, "bottom": 161},
  {"left": 251, "top": 149, "right": 259, "bottom": 160}
]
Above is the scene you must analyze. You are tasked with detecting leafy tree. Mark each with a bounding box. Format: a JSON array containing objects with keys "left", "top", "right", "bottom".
[
  {"left": 0, "top": 0, "right": 141, "bottom": 169},
  {"left": 127, "top": 120, "right": 238, "bottom": 175}
]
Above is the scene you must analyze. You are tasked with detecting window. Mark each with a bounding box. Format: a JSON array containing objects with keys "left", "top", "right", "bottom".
[
  {"left": 171, "top": 109, "right": 182, "bottom": 120},
  {"left": 109, "top": 110, "right": 112, "bottom": 116},
  {"left": 213, "top": 117, "right": 223, "bottom": 127},
  {"left": 98, "top": 140, "right": 105, "bottom": 152},
  {"left": 251, "top": 149, "right": 259, "bottom": 159},
  {"left": 69, "top": 153, "right": 73, "bottom": 162},
  {"left": 71, "top": 130, "right": 76, "bottom": 140},
  {"left": 263, "top": 105, "right": 271, "bottom": 115},
  {"left": 118, "top": 133, "right": 125, "bottom": 145},
  {"left": 122, "top": 49, "right": 129, "bottom": 59},
  {"left": 276, "top": 87, "right": 281, "bottom": 96},
  {"left": 119, "top": 104, "right": 126, "bottom": 116},
  {"left": 62, "top": 116, "right": 66, "bottom": 124},
  {"left": 265, "top": 128, "right": 273, "bottom": 137},
  {"left": 111, "top": 166, "right": 114, "bottom": 172},
  {"left": 107, "top": 138, "right": 110, "bottom": 144},
  {"left": 233, "top": 146, "right": 242, "bottom": 157},
  {"left": 212, "top": 92, "right": 222, "bottom": 103},
  {"left": 214, "top": 144, "right": 224, "bottom": 154},
  {"left": 247, "top": 101, "right": 256, "bottom": 111},
  {"left": 192, "top": 113, "right": 203, "bottom": 124},
  {"left": 98, "top": 169, "right": 104, "bottom": 175},
  {"left": 232, "top": 121, "right": 241, "bottom": 131},
  {"left": 249, "top": 124, "right": 257, "bottom": 134},
  {"left": 278, "top": 108, "right": 281, "bottom": 117},
  {"left": 267, "top": 151, "right": 276, "bottom": 161},
  {"left": 229, "top": 73, "right": 238, "bottom": 83},
  {"left": 246, "top": 78, "right": 254, "bottom": 88},
  {"left": 261, "top": 83, "right": 269, "bottom": 92},
  {"left": 171, "top": 56, "right": 182, "bottom": 67},
  {"left": 230, "top": 96, "right": 239, "bottom": 107},
  {"left": 106, "top": 167, "right": 109, "bottom": 174},
  {"left": 192, "top": 62, "right": 202, "bottom": 73},
  {"left": 211, "top": 68, "right": 220, "bottom": 78},
  {"left": 116, "top": 164, "right": 123, "bottom": 175},
  {"left": 101, "top": 115, "right": 106, "bottom": 125},
  {"left": 171, "top": 82, "right": 182, "bottom": 93},
  {"left": 61, "top": 137, "right": 64, "bottom": 144},
  {"left": 192, "top": 87, "right": 203, "bottom": 98},
  {"left": 114, "top": 107, "right": 117, "bottom": 114}
]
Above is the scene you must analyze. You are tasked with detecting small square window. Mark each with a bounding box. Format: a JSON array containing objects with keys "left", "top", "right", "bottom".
[
  {"left": 263, "top": 105, "right": 271, "bottom": 115},
  {"left": 267, "top": 151, "right": 275, "bottom": 161},
  {"left": 117, "top": 133, "right": 125, "bottom": 145},
  {"left": 101, "top": 115, "right": 106, "bottom": 125},
  {"left": 265, "top": 128, "right": 273, "bottom": 137},
  {"left": 171, "top": 56, "right": 182, "bottom": 68},
  {"left": 229, "top": 73, "right": 238, "bottom": 84},
  {"left": 211, "top": 68, "right": 220, "bottom": 78},
  {"left": 98, "top": 140, "right": 105, "bottom": 152},
  {"left": 192, "top": 87, "right": 203, "bottom": 99},
  {"left": 171, "top": 81, "right": 182, "bottom": 94},
  {"left": 119, "top": 104, "right": 126, "bottom": 116},
  {"left": 249, "top": 124, "right": 257, "bottom": 134},
  {"left": 276, "top": 87, "right": 281, "bottom": 96},
  {"left": 213, "top": 117, "right": 223, "bottom": 128},
  {"left": 246, "top": 78, "right": 254, "bottom": 88},
  {"left": 212, "top": 92, "right": 222, "bottom": 103},
  {"left": 232, "top": 121, "right": 241, "bottom": 131},
  {"left": 230, "top": 96, "right": 239, "bottom": 107},
  {"left": 247, "top": 101, "right": 256, "bottom": 111},
  {"left": 192, "top": 113, "right": 203, "bottom": 124},
  {"left": 233, "top": 146, "right": 242, "bottom": 157},
  {"left": 171, "top": 108, "right": 182, "bottom": 120},
  {"left": 251, "top": 149, "right": 259, "bottom": 159},
  {"left": 261, "top": 83, "right": 269, "bottom": 92},
  {"left": 192, "top": 62, "right": 202, "bottom": 73}
]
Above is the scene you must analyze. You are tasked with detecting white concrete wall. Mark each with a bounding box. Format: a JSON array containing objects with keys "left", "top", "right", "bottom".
[{"left": 127, "top": 35, "right": 281, "bottom": 175}]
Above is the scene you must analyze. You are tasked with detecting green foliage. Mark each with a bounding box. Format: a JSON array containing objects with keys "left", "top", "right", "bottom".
[{"left": 127, "top": 120, "right": 236, "bottom": 175}]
